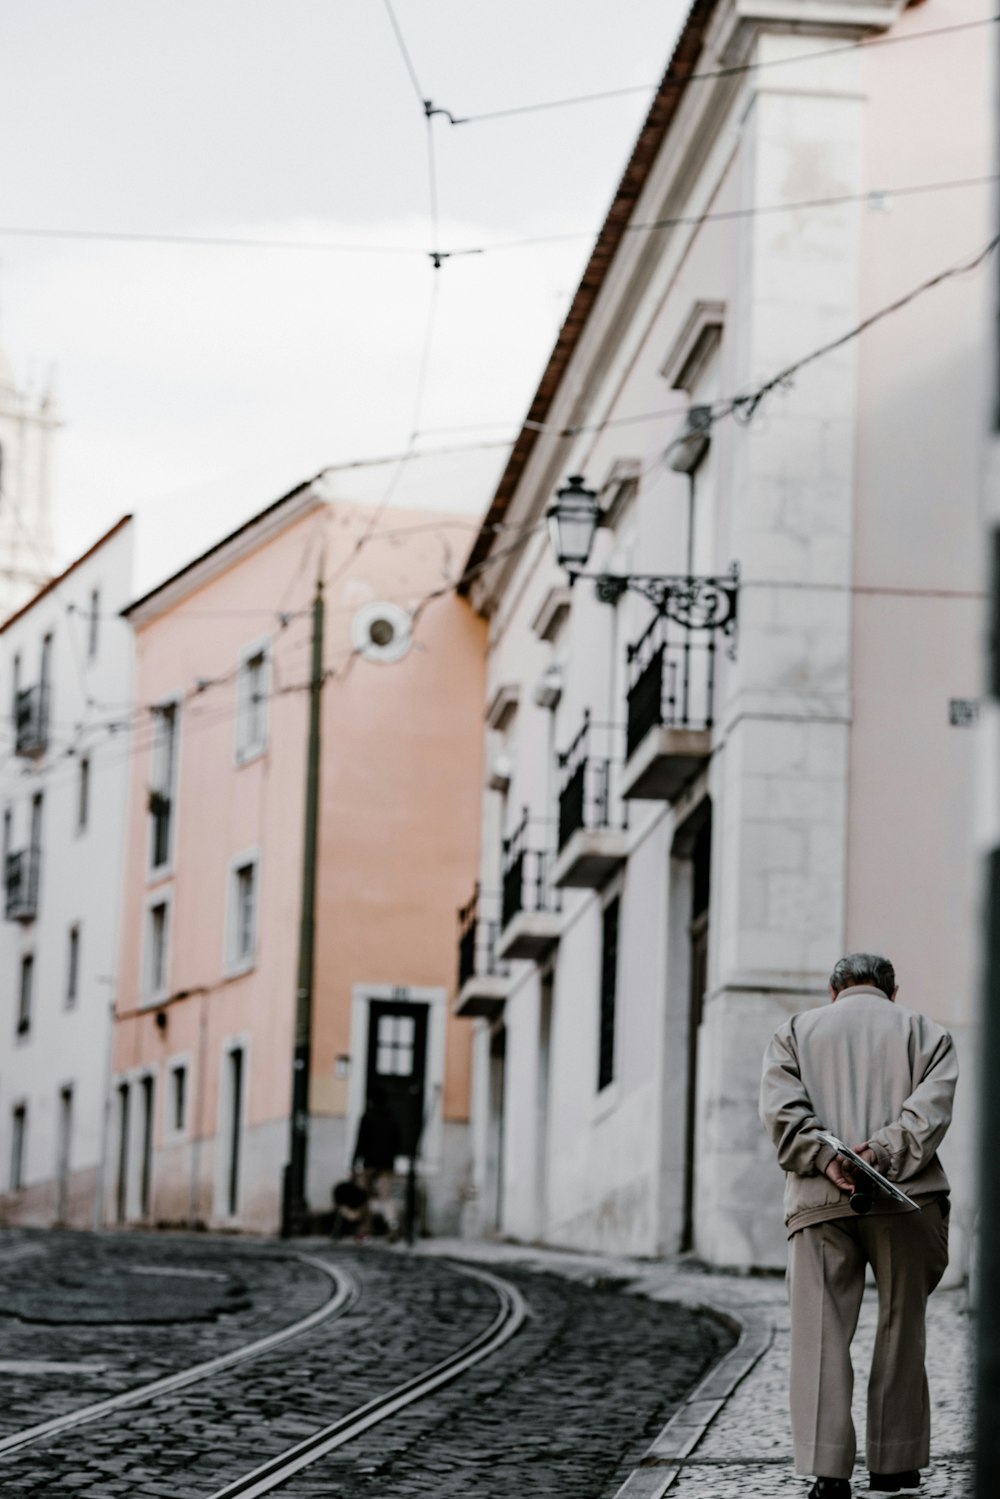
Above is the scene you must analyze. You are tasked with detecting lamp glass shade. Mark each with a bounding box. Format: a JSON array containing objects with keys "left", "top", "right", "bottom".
[{"left": 547, "top": 476, "right": 600, "bottom": 572}]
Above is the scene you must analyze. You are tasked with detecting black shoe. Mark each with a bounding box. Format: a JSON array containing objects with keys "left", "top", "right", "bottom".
[
  {"left": 808, "top": 1481, "right": 851, "bottom": 1499},
  {"left": 868, "top": 1474, "right": 920, "bottom": 1495}
]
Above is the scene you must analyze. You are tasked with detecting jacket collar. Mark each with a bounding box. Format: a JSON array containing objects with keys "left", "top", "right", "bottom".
[{"left": 834, "top": 984, "right": 892, "bottom": 1002}]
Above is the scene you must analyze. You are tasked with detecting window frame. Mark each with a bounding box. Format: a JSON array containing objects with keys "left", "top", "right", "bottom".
[
  {"left": 164, "top": 1055, "right": 192, "bottom": 1141},
  {"left": 234, "top": 638, "right": 270, "bottom": 766},
  {"left": 66, "top": 923, "right": 81, "bottom": 1008},
  {"left": 87, "top": 587, "right": 100, "bottom": 660},
  {"left": 142, "top": 891, "right": 173, "bottom": 1006},
  {"left": 16, "top": 953, "right": 34, "bottom": 1038},
  {"left": 148, "top": 696, "right": 181, "bottom": 877},
  {"left": 77, "top": 755, "right": 91, "bottom": 834},
  {"left": 224, "top": 849, "right": 260, "bottom": 978},
  {"left": 10, "top": 1102, "right": 27, "bottom": 1191}
]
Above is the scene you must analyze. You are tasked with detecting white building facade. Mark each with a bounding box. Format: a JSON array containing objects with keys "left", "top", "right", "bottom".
[
  {"left": 458, "top": 0, "right": 989, "bottom": 1273},
  {"left": 0, "top": 517, "right": 134, "bottom": 1226},
  {"left": 0, "top": 343, "right": 56, "bottom": 621}
]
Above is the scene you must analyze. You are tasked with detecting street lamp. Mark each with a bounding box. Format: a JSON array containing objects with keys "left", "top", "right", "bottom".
[
  {"left": 546, "top": 474, "right": 602, "bottom": 577},
  {"left": 545, "top": 471, "right": 740, "bottom": 638}
]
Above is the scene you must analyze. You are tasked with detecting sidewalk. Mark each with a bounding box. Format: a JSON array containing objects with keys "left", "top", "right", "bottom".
[{"left": 419, "top": 1238, "right": 974, "bottom": 1499}]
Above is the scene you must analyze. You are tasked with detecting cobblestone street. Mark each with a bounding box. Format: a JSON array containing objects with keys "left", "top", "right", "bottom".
[{"left": 0, "top": 1229, "right": 731, "bottom": 1498}]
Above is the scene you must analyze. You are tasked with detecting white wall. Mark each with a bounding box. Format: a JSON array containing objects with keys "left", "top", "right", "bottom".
[
  {"left": 0, "top": 520, "right": 134, "bottom": 1226},
  {"left": 463, "top": 0, "right": 988, "bottom": 1270}
]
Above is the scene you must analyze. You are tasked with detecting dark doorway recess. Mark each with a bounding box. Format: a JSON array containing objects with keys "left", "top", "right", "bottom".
[
  {"left": 683, "top": 806, "right": 712, "bottom": 1252},
  {"left": 365, "top": 1000, "right": 429, "bottom": 1159}
]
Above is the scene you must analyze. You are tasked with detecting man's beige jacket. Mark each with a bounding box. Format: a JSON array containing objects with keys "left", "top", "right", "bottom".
[{"left": 759, "top": 984, "right": 957, "bottom": 1236}]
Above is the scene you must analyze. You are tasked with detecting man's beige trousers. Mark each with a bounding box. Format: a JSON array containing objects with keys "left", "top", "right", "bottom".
[{"left": 787, "top": 1202, "right": 949, "bottom": 1479}]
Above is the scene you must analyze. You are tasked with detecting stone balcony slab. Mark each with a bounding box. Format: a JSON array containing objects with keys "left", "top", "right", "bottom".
[
  {"left": 496, "top": 910, "right": 561, "bottom": 962},
  {"left": 621, "top": 726, "right": 712, "bottom": 802},
  {"left": 453, "top": 974, "right": 509, "bottom": 1021},
  {"left": 552, "top": 827, "right": 629, "bottom": 889}
]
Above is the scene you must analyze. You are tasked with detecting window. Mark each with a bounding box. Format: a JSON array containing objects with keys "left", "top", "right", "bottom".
[
  {"left": 77, "top": 757, "right": 90, "bottom": 833},
  {"left": 171, "top": 1065, "right": 187, "bottom": 1133},
  {"left": 235, "top": 647, "right": 268, "bottom": 762},
  {"left": 56, "top": 1086, "right": 73, "bottom": 1221},
  {"left": 66, "top": 924, "right": 80, "bottom": 1007},
  {"left": 376, "top": 1014, "right": 416, "bottom": 1077},
  {"left": 88, "top": 588, "right": 100, "bottom": 660},
  {"left": 10, "top": 1105, "right": 26, "bottom": 1191},
  {"left": 150, "top": 703, "right": 178, "bottom": 870},
  {"left": 227, "top": 857, "right": 258, "bottom": 973},
  {"left": 225, "top": 1048, "right": 244, "bottom": 1215},
  {"left": 30, "top": 791, "right": 43, "bottom": 852},
  {"left": 17, "top": 954, "right": 33, "bottom": 1036},
  {"left": 598, "top": 897, "right": 620, "bottom": 1092},
  {"left": 145, "top": 900, "right": 169, "bottom": 999},
  {"left": 139, "top": 1075, "right": 154, "bottom": 1219}
]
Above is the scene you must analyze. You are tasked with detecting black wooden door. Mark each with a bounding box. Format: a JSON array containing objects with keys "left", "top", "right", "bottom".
[{"left": 365, "top": 1000, "right": 429, "bottom": 1159}]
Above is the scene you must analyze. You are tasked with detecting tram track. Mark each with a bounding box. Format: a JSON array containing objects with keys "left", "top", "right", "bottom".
[
  {"left": 204, "top": 1261, "right": 526, "bottom": 1499},
  {"left": 0, "top": 1252, "right": 359, "bottom": 1458},
  {"left": 0, "top": 1249, "right": 527, "bottom": 1499}
]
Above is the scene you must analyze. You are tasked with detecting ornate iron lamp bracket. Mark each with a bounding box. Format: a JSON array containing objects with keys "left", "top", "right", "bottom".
[{"left": 592, "top": 563, "right": 739, "bottom": 656}]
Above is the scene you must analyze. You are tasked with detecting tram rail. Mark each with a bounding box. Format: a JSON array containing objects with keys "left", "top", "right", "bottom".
[{"left": 0, "top": 1252, "right": 359, "bottom": 1458}]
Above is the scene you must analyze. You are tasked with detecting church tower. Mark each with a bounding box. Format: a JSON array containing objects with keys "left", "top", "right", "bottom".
[{"left": 0, "top": 343, "right": 56, "bottom": 622}]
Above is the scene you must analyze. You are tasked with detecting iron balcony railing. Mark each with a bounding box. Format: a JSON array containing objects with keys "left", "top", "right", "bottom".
[
  {"left": 625, "top": 571, "right": 739, "bottom": 763},
  {"left": 501, "top": 808, "right": 561, "bottom": 932},
  {"left": 5, "top": 846, "right": 40, "bottom": 922},
  {"left": 457, "top": 884, "right": 507, "bottom": 991},
  {"left": 14, "top": 684, "right": 49, "bottom": 758},
  {"left": 557, "top": 710, "right": 628, "bottom": 852}
]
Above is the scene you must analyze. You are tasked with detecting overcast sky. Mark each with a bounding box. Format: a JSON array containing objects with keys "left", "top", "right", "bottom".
[{"left": 0, "top": 0, "right": 686, "bottom": 591}]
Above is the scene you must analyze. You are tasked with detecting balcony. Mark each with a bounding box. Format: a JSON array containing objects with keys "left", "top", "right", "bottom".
[
  {"left": 5, "top": 847, "right": 40, "bottom": 922},
  {"left": 15, "top": 684, "right": 49, "bottom": 758},
  {"left": 496, "top": 809, "right": 561, "bottom": 962},
  {"left": 454, "top": 885, "right": 509, "bottom": 1020},
  {"left": 621, "top": 573, "right": 738, "bottom": 802},
  {"left": 552, "top": 711, "right": 628, "bottom": 889}
]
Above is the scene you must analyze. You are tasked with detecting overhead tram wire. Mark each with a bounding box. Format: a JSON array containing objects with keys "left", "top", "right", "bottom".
[
  {"left": 321, "top": 1, "right": 449, "bottom": 600},
  {"left": 317, "top": 215, "right": 1000, "bottom": 481},
  {"left": 457, "top": 173, "right": 1000, "bottom": 258},
  {"left": 0, "top": 170, "right": 992, "bottom": 269},
  {"left": 443, "top": 14, "right": 1000, "bottom": 126},
  {"left": 10, "top": 225, "right": 998, "bottom": 794}
]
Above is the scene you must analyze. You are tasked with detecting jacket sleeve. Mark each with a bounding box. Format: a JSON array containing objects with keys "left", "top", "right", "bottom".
[
  {"left": 865, "top": 1025, "right": 958, "bottom": 1181},
  {"left": 759, "top": 1022, "right": 838, "bottom": 1178}
]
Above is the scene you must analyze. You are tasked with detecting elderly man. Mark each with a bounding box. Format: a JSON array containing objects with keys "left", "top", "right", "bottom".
[{"left": 759, "top": 952, "right": 957, "bottom": 1499}]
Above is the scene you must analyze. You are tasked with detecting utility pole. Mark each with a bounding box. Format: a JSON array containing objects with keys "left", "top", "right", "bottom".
[
  {"left": 976, "top": 82, "right": 1000, "bottom": 1496},
  {"left": 283, "top": 564, "right": 325, "bottom": 1237}
]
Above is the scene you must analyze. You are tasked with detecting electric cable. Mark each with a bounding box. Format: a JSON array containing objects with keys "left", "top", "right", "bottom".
[
  {"left": 445, "top": 14, "right": 1000, "bottom": 126},
  {"left": 1, "top": 170, "right": 992, "bottom": 264}
]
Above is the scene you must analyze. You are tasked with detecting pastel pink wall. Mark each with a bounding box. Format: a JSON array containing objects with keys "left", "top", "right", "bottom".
[
  {"left": 115, "top": 505, "right": 318, "bottom": 1151},
  {"left": 114, "top": 497, "right": 487, "bottom": 1217}
]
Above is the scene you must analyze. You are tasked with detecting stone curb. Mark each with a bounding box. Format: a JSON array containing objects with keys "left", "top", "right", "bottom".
[{"left": 612, "top": 1299, "right": 775, "bottom": 1499}]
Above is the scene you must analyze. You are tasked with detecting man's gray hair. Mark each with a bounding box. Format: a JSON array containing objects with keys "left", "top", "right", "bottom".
[{"left": 829, "top": 952, "right": 896, "bottom": 999}]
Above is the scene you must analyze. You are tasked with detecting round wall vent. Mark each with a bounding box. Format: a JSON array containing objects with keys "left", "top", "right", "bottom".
[{"left": 351, "top": 601, "right": 413, "bottom": 664}]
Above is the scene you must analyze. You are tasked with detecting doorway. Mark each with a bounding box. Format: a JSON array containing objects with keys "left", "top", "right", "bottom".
[
  {"left": 115, "top": 1083, "right": 130, "bottom": 1224},
  {"left": 226, "top": 1048, "right": 244, "bottom": 1217},
  {"left": 56, "top": 1085, "right": 73, "bottom": 1224},
  {"left": 139, "top": 1075, "right": 155, "bottom": 1220},
  {"left": 681, "top": 809, "right": 712, "bottom": 1252},
  {"left": 364, "top": 1001, "right": 429, "bottom": 1161},
  {"left": 535, "top": 975, "right": 553, "bottom": 1238},
  {"left": 486, "top": 1025, "right": 507, "bottom": 1232}
]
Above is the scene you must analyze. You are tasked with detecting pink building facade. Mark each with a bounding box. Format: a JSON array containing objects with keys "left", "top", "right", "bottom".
[{"left": 111, "top": 485, "right": 485, "bottom": 1234}]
